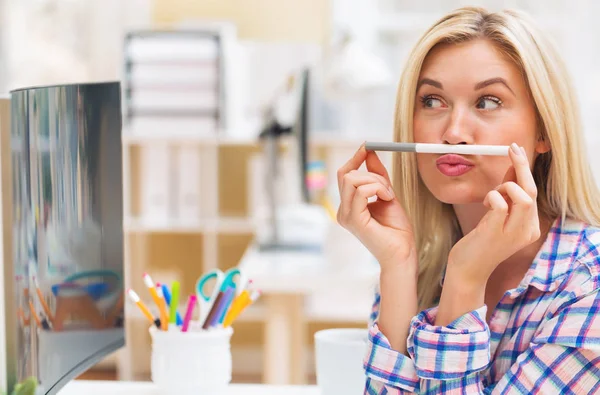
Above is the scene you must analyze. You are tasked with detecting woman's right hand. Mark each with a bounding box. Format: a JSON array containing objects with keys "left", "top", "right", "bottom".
[{"left": 336, "top": 143, "right": 417, "bottom": 269}]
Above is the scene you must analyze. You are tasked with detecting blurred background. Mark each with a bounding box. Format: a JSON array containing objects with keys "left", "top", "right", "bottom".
[{"left": 2, "top": 0, "right": 600, "bottom": 386}]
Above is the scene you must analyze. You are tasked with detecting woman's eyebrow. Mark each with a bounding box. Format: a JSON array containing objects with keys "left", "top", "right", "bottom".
[
  {"left": 417, "top": 78, "right": 443, "bottom": 90},
  {"left": 474, "top": 77, "right": 515, "bottom": 95}
]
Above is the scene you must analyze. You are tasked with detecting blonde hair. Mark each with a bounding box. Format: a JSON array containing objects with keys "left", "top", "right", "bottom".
[{"left": 392, "top": 6, "right": 600, "bottom": 310}]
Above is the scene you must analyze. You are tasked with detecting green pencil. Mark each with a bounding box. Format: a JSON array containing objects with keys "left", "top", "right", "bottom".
[{"left": 169, "top": 281, "right": 180, "bottom": 324}]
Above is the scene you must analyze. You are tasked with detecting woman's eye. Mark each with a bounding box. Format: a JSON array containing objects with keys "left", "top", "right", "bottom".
[
  {"left": 476, "top": 97, "right": 502, "bottom": 110},
  {"left": 422, "top": 96, "right": 443, "bottom": 108}
]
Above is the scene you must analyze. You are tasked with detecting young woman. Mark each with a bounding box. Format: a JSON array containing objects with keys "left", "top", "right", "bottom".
[{"left": 337, "top": 6, "right": 600, "bottom": 394}]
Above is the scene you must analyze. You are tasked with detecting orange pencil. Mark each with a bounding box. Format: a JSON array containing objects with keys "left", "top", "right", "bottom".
[
  {"left": 222, "top": 290, "right": 251, "bottom": 327},
  {"left": 144, "top": 273, "right": 169, "bottom": 331},
  {"left": 28, "top": 299, "right": 42, "bottom": 328},
  {"left": 34, "top": 278, "right": 54, "bottom": 324},
  {"left": 224, "top": 290, "right": 261, "bottom": 327},
  {"left": 155, "top": 286, "right": 169, "bottom": 331},
  {"left": 17, "top": 307, "right": 30, "bottom": 326},
  {"left": 127, "top": 289, "right": 161, "bottom": 328}
]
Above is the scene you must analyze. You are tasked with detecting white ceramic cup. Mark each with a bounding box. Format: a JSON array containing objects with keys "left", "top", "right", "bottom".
[
  {"left": 150, "top": 326, "right": 233, "bottom": 395},
  {"left": 314, "top": 328, "right": 368, "bottom": 395}
]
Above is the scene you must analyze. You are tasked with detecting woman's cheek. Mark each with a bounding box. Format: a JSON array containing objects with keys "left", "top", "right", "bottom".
[{"left": 478, "top": 157, "right": 513, "bottom": 185}]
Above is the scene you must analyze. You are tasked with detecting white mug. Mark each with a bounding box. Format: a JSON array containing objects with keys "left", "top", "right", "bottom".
[{"left": 314, "top": 328, "right": 368, "bottom": 395}]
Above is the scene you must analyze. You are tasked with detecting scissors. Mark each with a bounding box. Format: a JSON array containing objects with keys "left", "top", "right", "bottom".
[{"left": 195, "top": 267, "right": 248, "bottom": 326}]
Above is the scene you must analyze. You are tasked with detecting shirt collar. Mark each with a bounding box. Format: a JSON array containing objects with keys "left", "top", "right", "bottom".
[{"left": 508, "top": 216, "right": 586, "bottom": 298}]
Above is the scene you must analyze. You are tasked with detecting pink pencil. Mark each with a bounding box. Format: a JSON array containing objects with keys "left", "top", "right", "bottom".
[{"left": 181, "top": 294, "right": 197, "bottom": 332}]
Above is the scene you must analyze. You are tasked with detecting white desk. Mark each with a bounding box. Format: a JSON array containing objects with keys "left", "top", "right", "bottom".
[
  {"left": 58, "top": 380, "right": 319, "bottom": 395},
  {"left": 238, "top": 243, "right": 379, "bottom": 385}
]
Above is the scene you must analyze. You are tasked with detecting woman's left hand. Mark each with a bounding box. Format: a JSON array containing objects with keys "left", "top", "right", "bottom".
[{"left": 447, "top": 142, "right": 541, "bottom": 287}]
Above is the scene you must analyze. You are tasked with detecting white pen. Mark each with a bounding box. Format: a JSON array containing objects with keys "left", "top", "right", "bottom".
[{"left": 365, "top": 142, "right": 509, "bottom": 156}]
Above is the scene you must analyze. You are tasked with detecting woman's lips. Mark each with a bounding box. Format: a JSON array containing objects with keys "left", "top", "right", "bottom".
[{"left": 435, "top": 154, "right": 474, "bottom": 176}]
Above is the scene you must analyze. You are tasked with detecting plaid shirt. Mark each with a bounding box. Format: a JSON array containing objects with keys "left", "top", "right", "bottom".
[{"left": 364, "top": 217, "right": 600, "bottom": 394}]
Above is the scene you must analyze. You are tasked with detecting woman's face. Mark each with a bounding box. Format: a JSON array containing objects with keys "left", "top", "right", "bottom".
[{"left": 413, "top": 39, "right": 547, "bottom": 205}]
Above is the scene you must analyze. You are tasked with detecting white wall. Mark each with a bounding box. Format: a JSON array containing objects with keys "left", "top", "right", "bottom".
[{"left": 3, "top": 0, "right": 152, "bottom": 91}]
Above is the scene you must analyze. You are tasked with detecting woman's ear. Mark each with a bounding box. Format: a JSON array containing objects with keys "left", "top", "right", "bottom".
[{"left": 535, "top": 134, "right": 551, "bottom": 154}]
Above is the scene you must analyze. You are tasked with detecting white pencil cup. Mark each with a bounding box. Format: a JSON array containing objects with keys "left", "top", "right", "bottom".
[{"left": 149, "top": 325, "right": 233, "bottom": 395}]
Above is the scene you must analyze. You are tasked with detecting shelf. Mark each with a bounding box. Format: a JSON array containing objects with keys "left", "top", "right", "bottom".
[
  {"left": 123, "top": 131, "right": 365, "bottom": 149},
  {"left": 122, "top": 132, "right": 256, "bottom": 146},
  {"left": 124, "top": 217, "right": 255, "bottom": 234}
]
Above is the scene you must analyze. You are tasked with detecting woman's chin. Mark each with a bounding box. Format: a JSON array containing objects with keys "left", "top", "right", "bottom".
[{"left": 429, "top": 186, "right": 486, "bottom": 205}]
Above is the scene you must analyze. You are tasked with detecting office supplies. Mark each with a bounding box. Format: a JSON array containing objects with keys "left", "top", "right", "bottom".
[
  {"left": 149, "top": 325, "right": 234, "bottom": 395},
  {"left": 127, "top": 289, "right": 161, "bottom": 329},
  {"left": 62, "top": 270, "right": 121, "bottom": 296},
  {"left": 196, "top": 267, "right": 245, "bottom": 326},
  {"left": 17, "top": 307, "right": 30, "bottom": 327},
  {"left": 181, "top": 295, "right": 197, "bottom": 332},
  {"left": 28, "top": 300, "right": 42, "bottom": 329},
  {"left": 365, "top": 142, "right": 510, "bottom": 156},
  {"left": 51, "top": 282, "right": 109, "bottom": 301},
  {"left": 222, "top": 290, "right": 251, "bottom": 327},
  {"left": 53, "top": 292, "right": 108, "bottom": 331},
  {"left": 201, "top": 290, "right": 225, "bottom": 330},
  {"left": 306, "top": 160, "right": 327, "bottom": 191},
  {"left": 107, "top": 291, "right": 125, "bottom": 326},
  {"left": 225, "top": 290, "right": 262, "bottom": 328},
  {"left": 160, "top": 283, "right": 183, "bottom": 326},
  {"left": 34, "top": 278, "right": 54, "bottom": 325},
  {"left": 40, "top": 314, "right": 52, "bottom": 330},
  {"left": 144, "top": 273, "right": 169, "bottom": 331},
  {"left": 321, "top": 195, "right": 337, "bottom": 222},
  {"left": 60, "top": 270, "right": 123, "bottom": 314},
  {"left": 155, "top": 286, "right": 169, "bottom": 331},
  {"left": 169, "top": 281, "right": 180, "bottom": 325},
  {"left": 215, "top": 286, "right": 236, "bottom": 326},
  {"left": 124, "top": 28, "right": 230, "bottom": 136}
]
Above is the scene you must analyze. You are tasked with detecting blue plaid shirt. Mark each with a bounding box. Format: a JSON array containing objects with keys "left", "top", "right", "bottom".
[{"left": 364, "top": 217, "right": 600, "bottom": 394}]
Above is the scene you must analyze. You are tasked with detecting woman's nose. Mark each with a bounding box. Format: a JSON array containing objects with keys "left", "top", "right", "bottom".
[{"left": 441, "top": 106, "right": 474, "bottom": 145}]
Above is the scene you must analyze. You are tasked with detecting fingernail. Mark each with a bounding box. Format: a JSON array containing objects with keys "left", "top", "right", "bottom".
[
  {"left": 388, "top": 186, "right": 395, "bottom": 198},
  {"left": 510, "top": 143, "right": 521, "bottom": 155},
  {"left": 520, "top": 146, "right": 526, "bottom": 156}
]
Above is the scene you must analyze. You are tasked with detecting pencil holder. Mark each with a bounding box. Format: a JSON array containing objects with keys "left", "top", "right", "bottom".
[{"left": 149, "top": 325, "right": 233, "bottom": 395}]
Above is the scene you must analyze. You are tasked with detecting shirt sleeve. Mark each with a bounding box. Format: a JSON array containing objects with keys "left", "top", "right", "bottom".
[
  {"left": 363, "top": 288, "right": 420, "bottom": 394},
  {"left": 407, "top": 304, "right": 492, "bottom": 380},
  {"left": 403, "top": 289, "right": 600, "bottom": 394}
]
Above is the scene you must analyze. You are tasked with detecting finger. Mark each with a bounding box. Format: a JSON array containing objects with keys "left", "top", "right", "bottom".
[
  {"left": 495, "top": 182, "right": 533, "bottom": 207},
  {"left": 365, "top": 150, "right": 391, "bottom": 182},
  {"left": 496, "top": 181, "right": 538, "bottom": 233},
  {"left": 501, "top": 165, "right": 516, "bottom": 184},
  {"left": 340, "top": 171, "right": 392, "bottom": 216},
  {"left": 483, "top": 190, "right": 509, "bottom": 230},
  {"left": 337, "top": 143, "right": 367, "bottom": 190},
  {"left": 350, "top": 183, "right": 394, "bottom": 221},
  {"left": 508, "top": 143, "right": 537, "bottom": 198}
]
